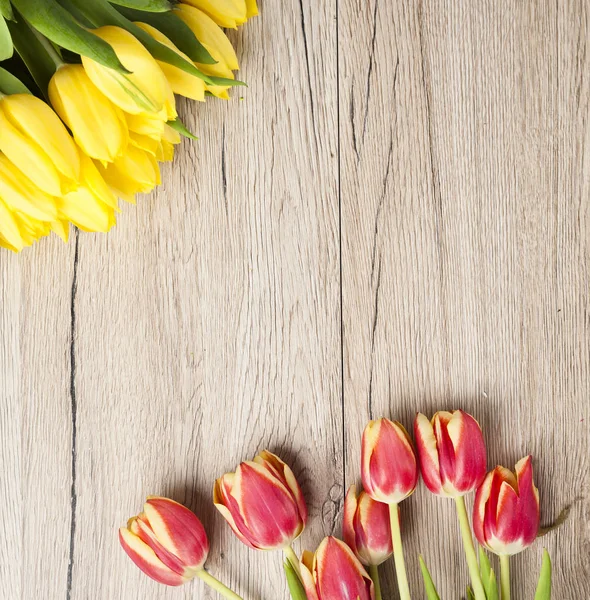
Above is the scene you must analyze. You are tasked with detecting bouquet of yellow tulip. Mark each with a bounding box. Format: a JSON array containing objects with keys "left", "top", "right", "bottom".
[
  {"left": 0, "top": 0, "right": 257, "bottom": 252},
  {"left": 118, "top": 411, "right": 556, "bottom": 600}
]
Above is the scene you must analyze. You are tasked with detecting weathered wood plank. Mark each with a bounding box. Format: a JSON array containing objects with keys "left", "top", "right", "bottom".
[
  {"left": 340, "top": 0, "right": 589, "bottom": 597},
  {"left": 0, "top": 240, "right": 75, "bottom": 598}
]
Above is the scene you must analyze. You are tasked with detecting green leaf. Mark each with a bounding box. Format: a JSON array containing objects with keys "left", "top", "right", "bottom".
[
  {"left": 478, "top": 548, "right": 499, "bottom": 600},
  {"left": 418, "top": 556, "right": 441, "bottom": 600},
  {"left": 0, "top": 0, "right": 13, "bottom": 20},
  {"left": 7, "top": 16, "right": 58, "bottom": 96},
  {"left": 467, "top": 586, "right": 476, "bottom": 600},
  {"left": 11, "top": 0, "right": 129, "bottom": 72},
  {"left": 534, "top": 550, "right": 552, "bottom": 600},
  {"left": 116, "top": 6, "right": 216, "bottom": 64},
  {"left": 283, "top": 560, "right": 307, "bottom": 600},
  {"left": 167, "top": 117, "right": 197, "bottom": 140},
  {"left": 0, "top": 16, "right": 13, "bottom": 60},
  {"left": 0, "top": 65, "right": 31, "bottom": 94},
  {"left": 67, "top": 0, "right": 244, "bottom": 87},
  {"left": 109, "top": 0, "right": 172, "bottom": 12}
]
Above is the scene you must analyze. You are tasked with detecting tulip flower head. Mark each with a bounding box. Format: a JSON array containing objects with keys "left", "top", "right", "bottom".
[
  {"left": 343, "top": 485, "right": 393, "bottom": 566},
  {"left": 414, "top": 410, "right": 487, "bottom": 497},
  {"left": 119, "top": 496, "right": 209, "bottom": 586},
  {"left": 473, "top": 456, "right": 540, "bottom": 556},
  {"left": 300, "top": 536, "right": 375, "bottom": 600},
  {"left": 361, "top": 418, "right": 419, "bottom": 504},
  {"left": 214, "top": 450, "right": 307, "bottom": 550}
]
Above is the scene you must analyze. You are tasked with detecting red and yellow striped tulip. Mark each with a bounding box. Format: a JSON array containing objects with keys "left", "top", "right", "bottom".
[
  {"left": 361, "top": 418, "right": 419, "bottom": 504},
  {"left": 343, "top": 485, "right": 393, "bottom": 566},
  {"left": 300, "top": 536, "right": 375, "bottom": 600},
  {"left": 214, "top": 450, "right": 307, "bottom": 550},
  {"left": 119, "top": 496, "right": 209, "bottom": 586},
  {"left": 414, "top": 410, "right": 487, "bottom": 497},
  {"left": 473, "top": 456, "right": 540, "bottom": 556}
]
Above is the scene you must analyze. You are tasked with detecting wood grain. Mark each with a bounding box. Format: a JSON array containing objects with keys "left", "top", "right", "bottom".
[
  {"left": 340, "top": 0, "right": 589, "bottom": 597},
  {"left": 1, "top": 0, "right": 589, "bottom": 599}
]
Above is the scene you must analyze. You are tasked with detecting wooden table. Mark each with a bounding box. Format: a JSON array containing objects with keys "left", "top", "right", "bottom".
[{"left": 1, "top": 1, "right": 588, "bottom": 598}]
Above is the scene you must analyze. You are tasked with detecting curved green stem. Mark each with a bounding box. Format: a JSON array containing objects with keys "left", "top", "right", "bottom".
[
  {"left": 454, "top": 497, "right": 486, "bottom": 600},
  {"left": 284, "top": 545, "right": 302, "bottom": 578},
  {"left": 197, "top": 570, "right": 243, "bottom": 600},
  {"left": 500, "top": 554, "right": 511, "bottom": 600},
  {"left": 368, "top": 564, "right": 383, "bottom": 600},
  {"left": 389, "top": 503, "right": 412, "bottom": 600}
]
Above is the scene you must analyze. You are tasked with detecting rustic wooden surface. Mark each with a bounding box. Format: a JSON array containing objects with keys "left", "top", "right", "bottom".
[{"left": 1, "top": 1, "right": 588, "bottom": 598}]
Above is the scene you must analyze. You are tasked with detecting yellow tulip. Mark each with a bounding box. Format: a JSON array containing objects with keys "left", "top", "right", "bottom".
[
  {"left": 82, "top": 26, "right": 176, "bottom": 120},
  {"left": 180, "top": 0, "right": 247, "bottom": 28},
  {"left": 96, "top": 145, "right": 161, "bottom": 201},
  {"left": 135, "top": 22, "right": 206, "bottom": 102},
  {"left": 0, "top": 94, "right": 80, "bottom": 196},
  {"left": 0, "top": 153, "right": 58, "bottom": 222},
  {"left": 59, "top": 187, "right": 113, "bottom": 233},
  {"left": 49, "top": 64, "right": 129, "bottom": 163},
  {"left": 176, "top": 5, "right": 239, "bottom": 99}
]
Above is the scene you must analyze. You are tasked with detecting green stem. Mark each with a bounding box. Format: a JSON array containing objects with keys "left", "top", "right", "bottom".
[
  {"left": 454, "top": 497, "right": 486, "bottom": 600},
  {"left": 284, "top": 545, "right": 302, "bottom": 579},
  {"left": 500, "top": 555, "right": 511, "bottom": 600},
  {"left": 368, "top": 564, "right": 383, "bottom": 600},
  {"left": 196, "top": 570, "right": 243, "bottom": 600},
  {"left": 389, "top": 503, "right": 411, "bottom": 600}
]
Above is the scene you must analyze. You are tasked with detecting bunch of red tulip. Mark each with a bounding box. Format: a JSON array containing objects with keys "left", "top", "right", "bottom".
[{"left": 119, "top": 411, "right": 551, "bottom": 600}]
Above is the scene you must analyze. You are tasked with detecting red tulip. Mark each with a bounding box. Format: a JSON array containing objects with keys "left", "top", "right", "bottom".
[
  {"left": 473, "top": 456, "right": 540, "bottom": 555},
  {"left": 300, "top": 536, "right": 375, "bottom": 600},
  {"left": 214, "top": 450, "right": 307, "bottom": 550},
  {"left": 119, "top": 496, "right": 209, "bottom": 586},
  {"left": 361, "top": 418, "right": 419, "bottom": 504},
  {"left": 414, "top": 410, "right": 487, "bottom": 497},
  {"left": 343, "top": 485, "right": 393, "bottom": 566}
]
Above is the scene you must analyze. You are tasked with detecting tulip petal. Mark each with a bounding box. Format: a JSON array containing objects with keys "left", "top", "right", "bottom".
[
  {"left": 143, "top": 497, "right": 209, "bottom": 571},
  {"left": 414, "top": 413, "right": 444, "bottom": 495},
  {"left": 119, "top": 527, "right": 187, "bottom": 586},
  {"left": 363, "top": 419, "right": 418, "bottom": 503},
  {"left": 0, "top": 94, "right": 80, "bottom": 184},
  {"left": 0, "top": 198, "right": 24, "bottom": 251},
  {"left": 342, "top": 486, "right": 359, "bottom": 557},
  {"left": 314, "top": 537, "right": 374, "bottom": 600},
  {"left": 231, "top": 461, "right": 304, "bottom": 549},
  {"left": 300, "top": 553, "right": 320, "bottom": 600},
  {"left": 181, "top": 0, "right": 247, "bottom": 28}
]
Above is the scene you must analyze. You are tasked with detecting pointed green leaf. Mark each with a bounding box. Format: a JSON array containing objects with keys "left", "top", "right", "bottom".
[
  {"left": 467, "top": 586, "right": 476, "bottom": 600},
  {"left": 167, "top": 117, "right": 197, "bottom": 140},
  {"left": 283, "top": 560, "right": 307, "bottom": 600},
  {"left": 0, "top": 0, "right": 13, "bottom": 21},
  {"left": 7, "top": 17, "right": 58, "bottom": 96},
  {"left": 109, "top": 0, "right": 172, "bottom": 12},
  {"left": 478, "top": 548, "right": 499, "bottom": 600},
  {"left": 534, "top": 550, "right": 552, "bottom": 600},
  {"left": 0, "top": 66, "right": 31, "bottom": 94},
  {"left": 115, "top": 6, "right": 216, "bottom": 64},
  {"left": 11, "top": 0, "right": 128, "bottom": 72},
  {"left": 0, "top": 16, "right": 13, "bottom": 60},
  {"left": 418, "top": 556, "right": 441, "bottom": 600}
]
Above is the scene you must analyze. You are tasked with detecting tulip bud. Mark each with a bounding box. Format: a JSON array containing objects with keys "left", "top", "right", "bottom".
[
  {"left": 361, "top": 418, "right": 419, "bottom": 504},
  {"left": 343, "top": 485, "right": 393, "bottom": 566},
  {"left": 119, "top": 496, "right": 209, "bottom": 586},
  {"left": 300, "top": 536, "right": 375, "bottom": 600},
  {"left": 473, "top": 456, "right": 540, "bottom": 556},
  {"left": 49, "top": 64, "right": 129, "bottom": 163},
  {"left": 0, "top": 94, "right": 80, "bottom": 196},
  {"left": 214, "top": 450, "right": 307, "bottom": 550},
  {"left": 82, "top": 26, "right": 176, "bottom": 120},
  {"left": 414, "top": 410, "right": 486, "bottom": 497}
]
